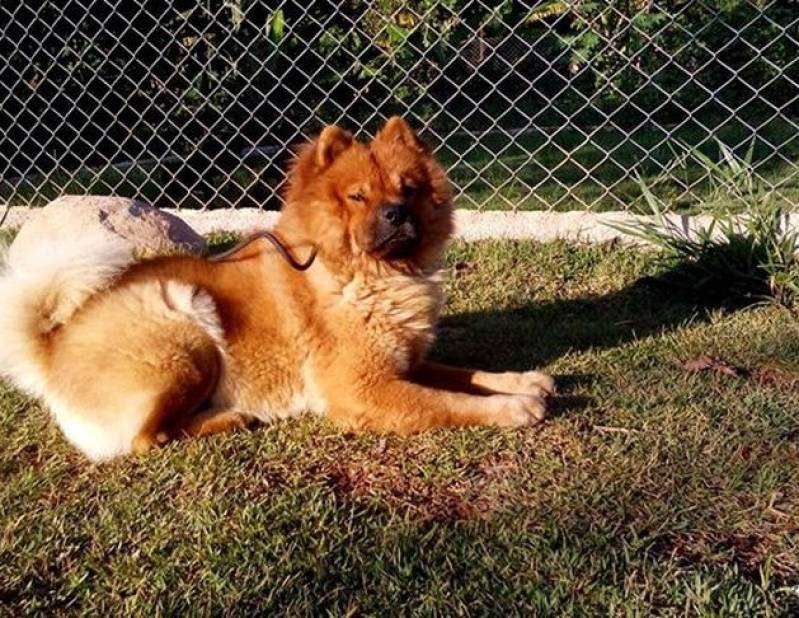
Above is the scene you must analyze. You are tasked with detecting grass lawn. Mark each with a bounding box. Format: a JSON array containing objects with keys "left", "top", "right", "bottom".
[
  {"left": 1, "top": 237, "right": 798, "bottom": 615},
  {"left": 438, "top": 117, "right": 799, "bottom": 212}
]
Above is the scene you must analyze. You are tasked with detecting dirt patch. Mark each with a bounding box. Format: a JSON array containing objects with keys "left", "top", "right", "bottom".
[
  {"left": 666, "top": 526, "right": 799, "bottom": 583},
  {"left": 654, "top": 484, "right": 799, "bottom": 583},
  {"left": 1, "top": 443, "right": 44, "bottom": 474},
  {"left": 750, "top": 367, "right": 799, "bottom": 392},
  {"left": 324, "top": 452, "right": 519, "bottom": 523},
  {"left": 683, "top": 355, "right": 799, "bottom": 394}
]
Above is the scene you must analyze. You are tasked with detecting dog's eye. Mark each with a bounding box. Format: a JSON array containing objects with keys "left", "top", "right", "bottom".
[
  {"left": 402, "top": 184, "right": 417, "bottom": 198},
  {"left": 348, "top": 192, "right": 366, "bottom": 202}
]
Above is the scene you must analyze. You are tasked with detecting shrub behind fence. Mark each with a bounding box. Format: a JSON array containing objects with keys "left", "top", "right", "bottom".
[{"left": 1, "top": 1, "right": 797, "bottom": 212}]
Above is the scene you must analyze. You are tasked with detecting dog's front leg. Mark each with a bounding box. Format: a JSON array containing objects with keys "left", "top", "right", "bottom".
[
  {"left": 324, "top": 375, "right": 547, "bottom": 435},
  {"left": 410, "top": 361, "right": 555, "bottom": 398}
]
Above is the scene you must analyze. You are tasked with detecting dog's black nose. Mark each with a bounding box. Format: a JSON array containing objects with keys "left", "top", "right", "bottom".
[{"left": 382, "top": 204, "right": 410, "bottom": 226}]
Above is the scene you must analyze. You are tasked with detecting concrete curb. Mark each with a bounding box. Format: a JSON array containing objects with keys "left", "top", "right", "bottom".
[{"left": 0, "top": 205, "right": 783, "bottom": 245}]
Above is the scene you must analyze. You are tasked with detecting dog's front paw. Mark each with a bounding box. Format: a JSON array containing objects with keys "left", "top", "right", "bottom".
[
  {"left": 496, "top": 370, "right": 556, "bottom": 397},
  {"left": 492, "top": 393, "right": 548, "bottom": 427}
]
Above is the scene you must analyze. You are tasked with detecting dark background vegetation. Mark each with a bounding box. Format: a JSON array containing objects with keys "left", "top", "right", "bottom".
[{"left": 1, "top": 0, "right": 797, "bottom": 209}]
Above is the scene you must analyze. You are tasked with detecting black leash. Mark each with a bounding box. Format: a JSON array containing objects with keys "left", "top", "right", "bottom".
[{"left": 208, "top": 230, "right": 317, "bottom": 271}]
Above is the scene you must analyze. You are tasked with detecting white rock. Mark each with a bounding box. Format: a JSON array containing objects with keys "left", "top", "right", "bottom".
[{"left": 9, "top": 195, "right": 206, "bottom": 258}]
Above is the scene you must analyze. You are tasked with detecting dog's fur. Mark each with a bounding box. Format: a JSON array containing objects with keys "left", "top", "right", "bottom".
[{"left": 0, "top": 117, "right": 554, "bottom": 460}]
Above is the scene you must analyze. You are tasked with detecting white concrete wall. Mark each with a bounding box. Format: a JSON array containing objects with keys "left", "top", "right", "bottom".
[{"left": 3, "top": 205, "right": 793, "bottom": 245}]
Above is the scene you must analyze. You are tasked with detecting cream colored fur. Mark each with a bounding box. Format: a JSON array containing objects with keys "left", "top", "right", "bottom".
[
  {"left": 0, "top": 233, "right": 230, "bottom": 460},
  {"left": 0, "top": 231, "right": 135, "bottom": 397},
  {"left": 48, "top": 279, "right": 223, "bottom": 461},
  {"left": 338, "top": 269, "right": 444, "bottom": 374}
]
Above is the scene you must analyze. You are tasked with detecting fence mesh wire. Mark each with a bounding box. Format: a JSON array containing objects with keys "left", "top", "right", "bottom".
[{"left": 1, "top": 1, "right": 798, "bottom": 213}]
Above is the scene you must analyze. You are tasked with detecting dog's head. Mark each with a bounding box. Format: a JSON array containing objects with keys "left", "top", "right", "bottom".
[{"left": 279, "top": 117, "right": 453, "bottom": 273}]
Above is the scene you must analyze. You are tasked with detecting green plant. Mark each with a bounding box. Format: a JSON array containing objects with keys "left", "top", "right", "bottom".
[{"left": 611, "top": 140, "right": 799, "bottom": 308}]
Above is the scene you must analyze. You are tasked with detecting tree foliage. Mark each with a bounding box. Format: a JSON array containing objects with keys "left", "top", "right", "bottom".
[{"left": 1, "top": 0, "right": 795, "bottom": 205}]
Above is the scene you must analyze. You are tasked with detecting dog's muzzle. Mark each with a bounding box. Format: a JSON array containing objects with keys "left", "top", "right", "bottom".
[{"left": 369, "top": 203, "right": 419, "bottom": 259}]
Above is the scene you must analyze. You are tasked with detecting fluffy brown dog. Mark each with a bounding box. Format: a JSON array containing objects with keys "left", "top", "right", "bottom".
[{"left": 0, "top": 117, "right": 553, "bottom": 460}]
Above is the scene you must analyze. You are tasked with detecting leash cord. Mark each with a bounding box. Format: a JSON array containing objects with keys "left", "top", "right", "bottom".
[{"left": 208, "top": 230, "right": 317, "bottom": 271}]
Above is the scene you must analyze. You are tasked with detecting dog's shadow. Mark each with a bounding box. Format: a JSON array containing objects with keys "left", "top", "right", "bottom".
[{"left": 431, "top": 273, "right": 725, "bottom": 417}]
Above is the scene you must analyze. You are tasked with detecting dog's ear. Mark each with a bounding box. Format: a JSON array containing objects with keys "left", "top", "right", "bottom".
[
  {"left": 285, "top": 125, "right": 352, "bottom": 204},
  {"left": 376, "top": 116, "right": 426, "bottom": 153},
  {"left": 314, "top": 125, "right": 353, "bottom": 168},
  {"left": 292, "top": 125, "right": 352, "bottom": 174}
]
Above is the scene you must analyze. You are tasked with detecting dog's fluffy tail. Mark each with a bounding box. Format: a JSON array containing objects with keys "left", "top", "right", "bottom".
[{"left": 0, "top": 231, "right": 134, "bottom": 397}]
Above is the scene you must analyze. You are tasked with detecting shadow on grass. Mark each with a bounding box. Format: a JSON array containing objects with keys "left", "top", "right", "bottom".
[
  {"left": 431, "top": 261, "right": 749, "bottom": 414},
  {"left": 436, "top": 238, "right": 782, "bottom": 376},
  {"left": 437, "top": 281, "right": 691, "bottom": 362}
]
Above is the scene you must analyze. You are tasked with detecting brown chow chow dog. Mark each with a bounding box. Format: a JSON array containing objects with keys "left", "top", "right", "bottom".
[{"left": 0, "top": 117, "right": 554, "bottom": 460}]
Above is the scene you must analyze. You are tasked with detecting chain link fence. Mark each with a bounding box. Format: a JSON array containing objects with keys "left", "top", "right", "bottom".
[{"left": 1, "top": 1, "right": 798, "bottom": 214}]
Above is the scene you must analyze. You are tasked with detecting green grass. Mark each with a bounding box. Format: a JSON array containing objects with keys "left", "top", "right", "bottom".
[
  {"left": 4, "top": 117, "right": 798, "bottom": 212},
  {"left": 1, "top": 238, "right": 798, "bottom": 615},
  {"left": 437, "top": 117, "right": 799, "bottom": 212}
]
